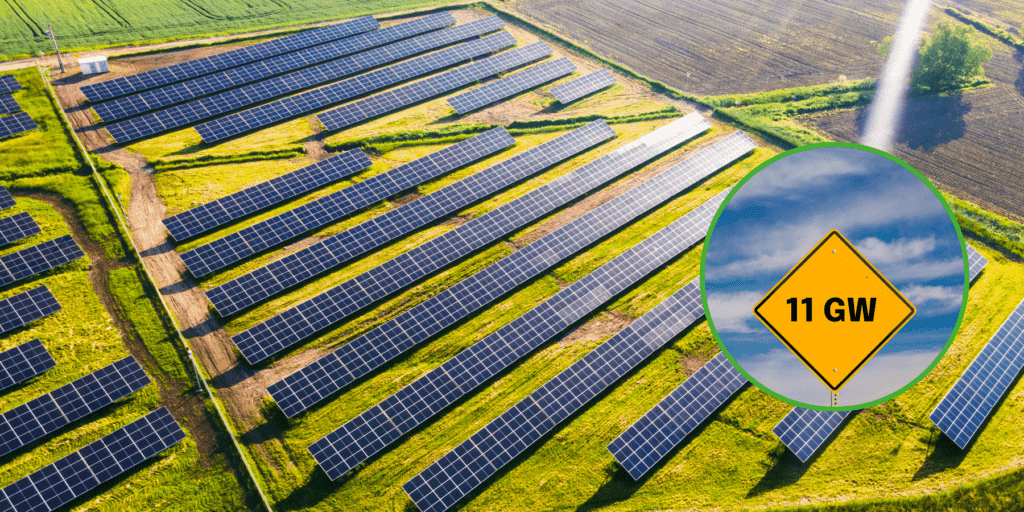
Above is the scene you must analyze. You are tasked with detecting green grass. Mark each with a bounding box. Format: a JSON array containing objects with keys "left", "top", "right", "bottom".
[
  {"left": 0, "top": 68, "right": 81, "bottom": 179},
  {"left": 0, "top": 0, "right": 463, "bottom": 59}
]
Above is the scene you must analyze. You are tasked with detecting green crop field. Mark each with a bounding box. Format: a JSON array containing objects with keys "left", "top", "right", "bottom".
[
  {"left": 0, "top": 0, "right": 461, "bottom": 60},
  {"left": 0, "top": 67, "right": 253, "bottom": 511}
]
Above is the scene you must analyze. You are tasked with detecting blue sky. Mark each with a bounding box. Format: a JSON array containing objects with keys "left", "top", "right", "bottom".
[{"left": 704, "top": 146, "right": 965, "bottom": 407}]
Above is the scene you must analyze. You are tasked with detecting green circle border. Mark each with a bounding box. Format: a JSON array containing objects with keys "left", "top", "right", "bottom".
[{"left": 700, "top": 141, "right": 969, "bottom": 412}]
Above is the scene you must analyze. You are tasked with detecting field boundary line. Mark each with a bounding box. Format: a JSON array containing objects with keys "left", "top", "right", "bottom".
[{"left": 36, "top": 64, "right": 275, "bottom": 512}]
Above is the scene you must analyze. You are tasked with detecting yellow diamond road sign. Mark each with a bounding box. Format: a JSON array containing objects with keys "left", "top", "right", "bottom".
[{"left": 753, "top": 230, "right": 916, "bottom": 392}]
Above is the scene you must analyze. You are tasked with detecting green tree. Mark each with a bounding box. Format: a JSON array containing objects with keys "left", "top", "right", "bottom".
[{"left": 910, "top": 22, "right": 992, "bottom": 94}]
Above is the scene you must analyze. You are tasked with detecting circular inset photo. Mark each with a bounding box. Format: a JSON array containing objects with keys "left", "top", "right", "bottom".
[{"left": 701, "top": 143, "right": 968, "bottom": 410}]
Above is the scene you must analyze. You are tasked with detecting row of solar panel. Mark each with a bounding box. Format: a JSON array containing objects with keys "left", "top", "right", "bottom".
[
  {"left": 317, "top": 186, "right": 730, "bottom": 488},
  {"left": 0, "top": 339, "right": 54, "bottom": 392},
  {"left": 0, "top": 213, "right": 38, "bottom": 248},
  {"left": 0, "top": 113, "right": 37, "bottom": 140},
  {"left": 80, "top": 16, "right": 380, "bottom": 102},
  {"left": 0, "top": 235, "right": 84, "bottom": 288},
  {"left": 269, "top": 127, "right": 754, "bottom": 419},
  {"left": 446, "top": 57, "right": 576, "bottom": 114},
  {"left": 774, "top": 245, "right": 989, "bottom": 462},
  {"left": 93, "top": 13, "right": 456, "bottom": 122},
  {"left": 197, "top": 127, "right": 513, "bottom": 296},
  {"left": 108, "top": 17, "right": 508, "bottom": 143},
  {"left": 162, "top": 149, "right": 373, "bottom": 241},
  {"left": 0, "top": 286, "right": 61, "bottom": 334},
  {"left": 0, "top": 407, "right": 185, "bottom": 512},
  {"left": 0, "top": 76, "right": 21, "bottom": 95},
  {"left": 550, "top": 68, "right": 617, "bottom": 104},
  {"left": 0, "top": 187, "right": 18, "bottom": 211},
  {"left": 228, "top": 119, "right": 620, "bottom": 363},
  {"left": 0, "top": 95, "right": 20, "bottom": 115}
]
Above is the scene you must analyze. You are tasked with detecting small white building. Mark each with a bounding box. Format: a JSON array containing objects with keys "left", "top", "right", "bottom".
[{"left": 78, "top": 56, "right": 109, "bottom": 75}]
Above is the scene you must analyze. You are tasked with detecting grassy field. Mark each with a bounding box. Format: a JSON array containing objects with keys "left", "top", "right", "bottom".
[
  {"left": 0, "top": 69, "right": 252, "bottom": 510},
  {"left": 0, "top": 0, "right": 461, "bottom": 60}
]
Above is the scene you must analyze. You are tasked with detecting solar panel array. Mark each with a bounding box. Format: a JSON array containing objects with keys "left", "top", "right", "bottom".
[
  {"left": 0, "top": 187, "right": 15, "bottom": 210},
  {"left": 0, "top": 235, "right": 84, "bottom": 287},
  {"left": 232, "top": 120, "right": 617, "bottom": 364},
  {"left": 269, "top": 127, "right": 753, "bottom": 418},
  {"left": 0, "top": 95, "right": 20, "bottom": 115},
  {"left": 550, "top": 68, "right": 617, "bottom": 103},
  {"left": 0, "top": 287, "right": 61, "bottom": 334},
  {"left": 163, "top": 149, "right": 372, "bottom": 242},
  {"left": 0, "top": 339, "right": 54, "bottom": 392},
  {"left": 775, "top": 244, "right": 987, "bottom": 461},
  {"left": 0, "top": 76, "right": 21, "bottom": 95},
  {"left": 608, "top": 351, "right": 746, "bottom": 480},
  {"left": 0, "top": 406, "right": 185, "bottom": 512},
  {"left": 0, "top": 356, "right": 150, "bottom": 458},
  {"left": 404, "top": 279, "right": 705, "bottom": 512},
  {"left": 308, "top": 188, "right": 730, "bottom": 481},
  {"left": 0, "top": 113, "right": 37, "bottom": 140},
  {"left": 0, "top": 213, "right": 40, "bottom": 246},
  {"left": 931, "top": 295, "right": 1024, "bottom": 448},
  {"left": 128, "top": 18, "right": 508, "bottom": 145},
  {"left": 80, "top": 16, "right": 380, "bottom": 102},
  {"left": 317, "top": 41, "right": 553, "bottom": 131},
  {"left": 206, "top": 128, "right": 515, "bottom": 314},
  {"left": 447, "top": 57, "right": 576, "bottom": 114},
  {"left": 92, "top": 14, "right": 455, "bottom": 122}
]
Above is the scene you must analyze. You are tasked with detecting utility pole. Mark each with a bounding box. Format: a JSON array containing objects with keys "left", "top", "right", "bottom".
[{"left": 45, "top": 23, "right": 65, "bottom": 74}]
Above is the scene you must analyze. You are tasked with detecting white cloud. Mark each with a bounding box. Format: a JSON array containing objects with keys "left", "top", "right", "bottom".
[
  {"left": 902, "top": 284, "right": 964, "bottom": 315},
  {"left": 707, "top": 291, "right": 763, "bottom": 333},
  {"left": 735, "top": 150, "right": 873, "bottom": 199},
  {"left": 856, "top": 236, "right": 936, "bottom": 264}
]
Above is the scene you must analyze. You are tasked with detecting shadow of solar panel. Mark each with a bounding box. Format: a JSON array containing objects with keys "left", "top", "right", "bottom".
[
  {"left": 0, "top": 214, "right": 41, "bottom": 246},
  {"left": 80, "top": 16, "right": 380, "bottom": 102},
  {"left": 164, "top": 149, "right": 373, "bottom": 242},
  {"left": 0, "top": 356, "right": 149, "bottom": 458},
  {"left": 931, "top": 294, "right": 1024, "bottom": 449},
  {"left": 0, "top": 235, "right": 84, "bottom": 287},
  {"left": 309, "top": 189, "right": 731, "bottom": 481},
  {"left": 108, "top": 18, "right": 507, "bottom": 144},
  {"left": 205, "top": 128, "right": 515, "bottom": 314},
  {"left": 0, "top": 339, "right": 54, "bottom": 392},
  {"left": 0, "top": 406, "right": 184, "bottom": 512},
  {"left": 0, "top": 187, "right": 17, "bottom": 210},
  {"left": 269, "top": 127, "right": 755, "bottom": 419},
  {"left": 607, "top": 351, "right": 746, "bottom": 480},
  {"left": 0, "top": 95, "right": 20, "bottom": 115},
  {"left": 777, "top": 245, "right": 986, "bottom": 461},
  {"left": 446, "top": 57, "right": 576, "bottom": 114},
  {"left": 231, "top": 120, "right": 616, "bottom": 364},
  {"left": 92, "top": 13, "right": 455, "bottom": 122},
  {"left": 0, "top": 286, "right": 61, "bottom": 334},
  {"left": 404, "top": 279, "right": 705, "bottom": 512},
  {"left": 0, "top": 113, "right": 37, "bottom": 140},
  {"left": 316, "top": 41, "right": 553, "bottom": 131},
  {"left": 0, "top": 77, "right": 20, "bottom": 95},
  {"left": 550, "top": 68, "right": 617, "bottom": 104}
]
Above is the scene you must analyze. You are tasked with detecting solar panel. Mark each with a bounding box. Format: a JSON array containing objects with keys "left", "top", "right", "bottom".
[
  {"left": 0, "top": 76, "right": 21, "bottom": 95},
  {"left": 930, "top": 294, "right": 1024, "bottom": 448},
  {"left": 205, "top": 128, "right": 515, "bottom": 313},
  {"left": 0, "top": 287, "right": 61, "bottom": 334},
  {"left": 776, "top": 244, "right": 986, "bottom": 461},
  {"left": 230, "top": 120, "right": 617, "bottom": 363},
  {"left": 0, "top": 356, "right": 150, "bottom": 459},
  {"left": 269, "top": 128, "right": 754, "bottom": 418},
  {"left": 181, "top": 129, "right": 508, "bottom": 278},
  {"left": 0, "top": 339, "right": 54, "bottom": 392},
  {"left": 92, "top": 13, "right": 456, "bottom": 122},
  {"left": 446, "top": 57, "right": 576, "bottom": 114},
  {"left": 308, "top": 188, "right": 731, "bottom": 481},
  {"left": 0, "top": 213, "right": 40, "bottom": 246},
  {"left": 163, "top": 149, "right": 373, "bottom": 242},
  {"left": 0, "top": 113, "right": 37, "bottom": 140},
  {"left": 550, "top": 69, "right": 617, "bottom": 104},
  {"left": 108, "top": 18, "right": 507, "bottom": 144},
  {"left": 0, "top": 406, "right": 185, "bottom": 512},
  {"left": 0, "top": 235, "right": 84, "bottom": 287},
  {"left": 404, "top": 279, "right": 705, "bottom": 512},
  {"left": 608, "top": 351, "right": 746, "bottom": 480},
  {"left": 0, "top": 187, "right": 17, "bottom": 210},
  {"left": 316, "top": 41, "right": 553, "bottom": 131},
  {"left": 0, "top": 95, "right": 20, "bottom": 115},
  {"left": 80, "top": 16, "right": 380, "bottom": 102}
]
